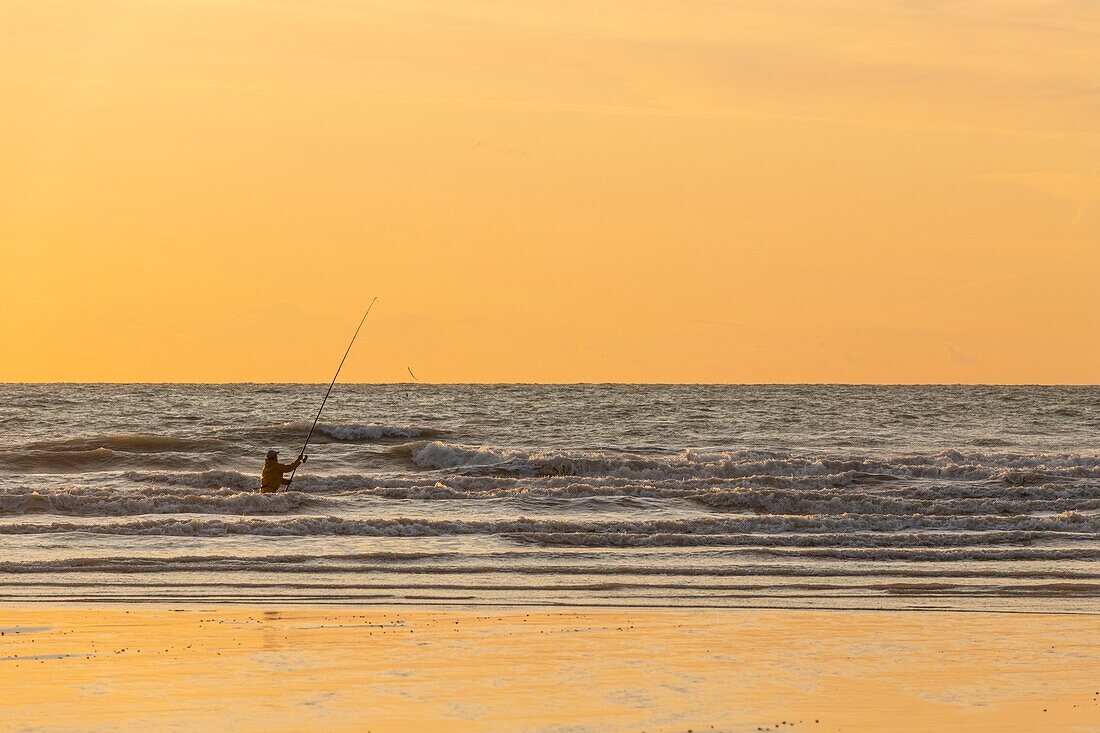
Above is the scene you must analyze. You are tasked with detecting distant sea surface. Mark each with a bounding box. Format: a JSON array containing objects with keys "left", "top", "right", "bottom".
[{"left": 2, "top": 384, "right": 1098, "bottom": 611}]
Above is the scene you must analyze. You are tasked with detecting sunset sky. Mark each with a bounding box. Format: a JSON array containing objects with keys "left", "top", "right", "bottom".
[{"left": 3, "top": 0, "right": 1099, "bottom": 382}]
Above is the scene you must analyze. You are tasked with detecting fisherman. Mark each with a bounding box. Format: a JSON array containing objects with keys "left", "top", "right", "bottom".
[{"left": 260, "top": 450, "right": 307, "bottom": 493}]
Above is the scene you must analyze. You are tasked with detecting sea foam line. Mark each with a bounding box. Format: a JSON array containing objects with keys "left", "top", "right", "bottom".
[{"left": 1, "top": 512, "right": 1096, "bottom": 536}]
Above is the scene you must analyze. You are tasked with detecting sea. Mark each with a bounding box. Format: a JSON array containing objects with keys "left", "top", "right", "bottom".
[{"left": 1, "top": 384, "right": 1098, "bottom": 612}]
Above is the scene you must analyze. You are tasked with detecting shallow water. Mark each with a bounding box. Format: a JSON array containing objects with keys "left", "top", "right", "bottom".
[{"left": 2, "top": 384, "right": 1098, "bottom": 610}]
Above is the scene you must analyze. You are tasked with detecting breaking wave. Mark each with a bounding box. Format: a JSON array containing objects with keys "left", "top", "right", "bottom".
[
  {"left": 401, "top": 441, "right": 1100, "bottom": 485},
  {"left": 0, "top": 448, "right": 215, "bottom": 473},
  {"left": 15, "top": 470, "right": 1100, "bottom": 519},
  {"left": 229, "top": 421, "right": 439, "bottom": 443},
  {"left": 19, "top": 434, "right": 229, "bottom": 453},
  {"left": 2, "top": 434, "right": 230, "bottom": 473},
  {"left": 0, "top": 486, "right": 319, "bottom": 516},
  {"left": 2, "top": 555, "right": 1099, "bottom": 581},
  {"left": 3, "top": 512, "right": 1098, "bottom": 537}
]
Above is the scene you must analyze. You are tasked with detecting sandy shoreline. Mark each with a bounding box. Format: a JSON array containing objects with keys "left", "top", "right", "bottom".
[{"left": 3, "top": 605, "right": 1098, "bottom": 732}]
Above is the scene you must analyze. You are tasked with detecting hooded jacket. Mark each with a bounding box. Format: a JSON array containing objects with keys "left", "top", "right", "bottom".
[{"left": 261, "top": 457, "right": 302, "bottom": 492}]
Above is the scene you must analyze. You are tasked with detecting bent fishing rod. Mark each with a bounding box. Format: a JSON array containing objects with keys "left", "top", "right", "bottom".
[{"left": 284, "top": 297, "right": 377, "bottom": 491}]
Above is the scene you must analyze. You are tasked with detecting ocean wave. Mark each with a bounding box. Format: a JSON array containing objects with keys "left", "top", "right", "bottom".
[
  {"left": 337, "top": 481, "right": 1100, "bottom": 517},
  {"left": 130, "top": 466, "right": 1097, "bottom": 496},
  {"left": 689, "top": 487, "right": 1100, "bottom": 515},
  {"left": 0, "top": 448, "right": 215, "bottom": 473},
  {"left": 317, "top": 422, "right": 435, "bottom": 441},
  {"left": 33, "top": 442, "right": 1100, "bottom": 498},
  {"left": 19, "top": 434, "right": 229, "bottom": 453},
  {"left": 10, "top": 581, "right": 1100, "bottom": 601},
  {"left": 2, "top": 556, "right": 1097, "bottom": 580},
  {"left": 509, "top": 534, "right": 1100, "bottom": 556},
  {"left": 0, "top": 486, "right": 319, "bottom": 516},
  {"left": 0, "top": 551, "right": 444, "bottom": 574},
  {"left": 227, "top": 421, "right": 439, "bottom": 443},
  {"left": 507, "top": 529, "right": 1082, "bottom": 549},
  {"left": 102, "top": 468, "right": 1100, "bottom": 520},
  {"left": 3, "top": 512, "right": 1097, "bottom": 537},
  {"left": 125, "top": 469, "right": 268, "bottom": 491},
  {"left": 401, "top": 442, "right": 1100, "bottom": 485},
  {"left": 124, "top": 469, "right": 459, "bottom": 494}
]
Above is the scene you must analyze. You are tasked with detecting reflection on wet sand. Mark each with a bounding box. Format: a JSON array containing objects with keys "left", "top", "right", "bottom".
[{"left": 3, "top": 606, "right": 1098, "bottom": 732}]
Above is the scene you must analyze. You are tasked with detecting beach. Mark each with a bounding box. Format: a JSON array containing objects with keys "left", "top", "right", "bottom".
[{"left": 3, "top": 605, "right": 1098, "bottom": 732}]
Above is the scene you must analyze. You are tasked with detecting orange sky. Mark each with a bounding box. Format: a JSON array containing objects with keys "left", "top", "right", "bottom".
[{"left": 3, "top": 0, "right": 1099, "bottom": 382}]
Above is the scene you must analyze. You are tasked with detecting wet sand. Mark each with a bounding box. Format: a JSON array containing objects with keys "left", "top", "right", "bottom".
[{"left": 2, "top": 606, "right": 1098, "bottom": 732}]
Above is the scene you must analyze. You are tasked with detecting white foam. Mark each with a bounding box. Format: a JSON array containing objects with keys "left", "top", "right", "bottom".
[
  {"left": 316, "top": 423, "right": 429, "bottom": 441},
  {"left": 0, "top": 485, "right": 318, "bottom": 516},
  {"left": 403, "top": 442, "right": 1100, "bottom": 485},
  {"left": 4, "top": 513, "right": 1099, "bottom": 537}
]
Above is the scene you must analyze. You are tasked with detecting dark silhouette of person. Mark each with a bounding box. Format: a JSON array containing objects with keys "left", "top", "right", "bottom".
[{"left": 260, "top": 450, "right": 306, "bottom": 493}]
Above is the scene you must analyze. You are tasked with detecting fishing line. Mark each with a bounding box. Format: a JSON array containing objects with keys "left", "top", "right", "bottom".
[{"left": 284, "top": 297, "right": 377, "bottom": 491}]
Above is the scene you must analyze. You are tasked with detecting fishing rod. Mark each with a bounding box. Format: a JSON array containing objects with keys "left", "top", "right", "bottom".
[{"left": 284, "top": 297, "right": 377, "bottom": 491}]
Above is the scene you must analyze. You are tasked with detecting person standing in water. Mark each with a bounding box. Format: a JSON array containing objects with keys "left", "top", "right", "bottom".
[{"left": 260, "top": 450, "right": 306, "bottom": 493}]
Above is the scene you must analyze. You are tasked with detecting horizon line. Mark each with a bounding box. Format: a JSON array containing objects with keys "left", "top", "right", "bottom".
[{"left": 3, "top": 381, "right": 1100, "bottom": 388}]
